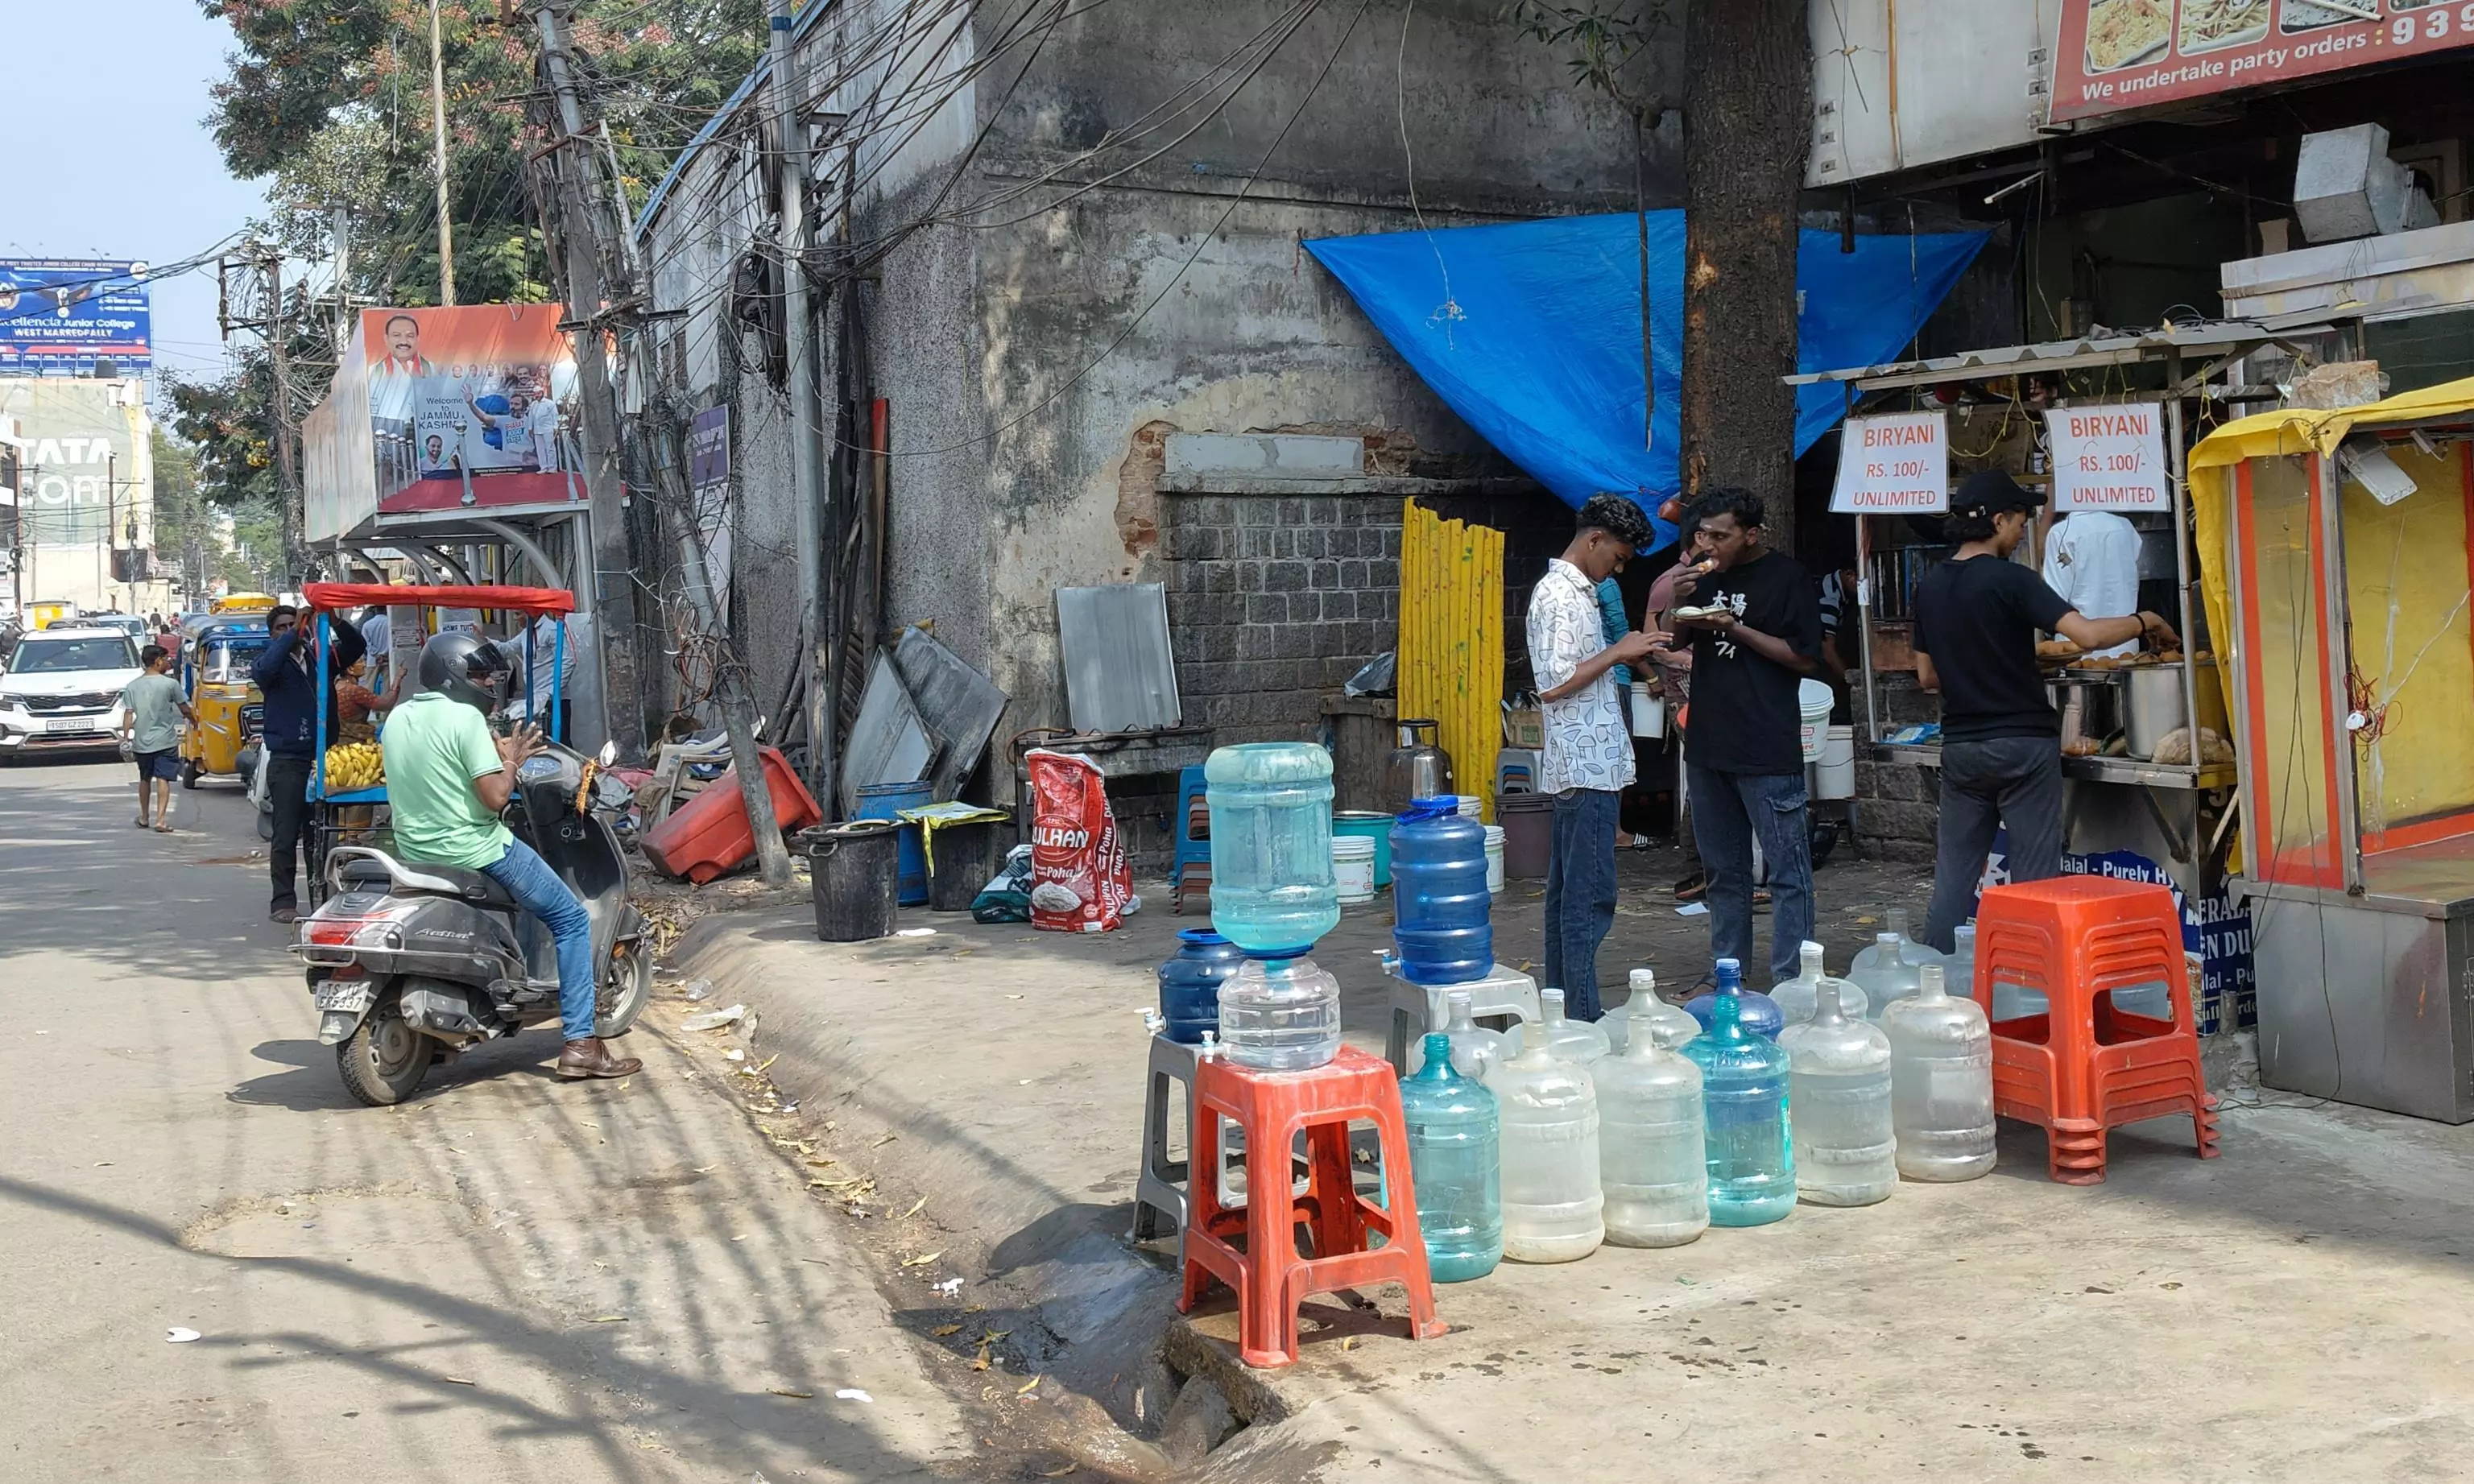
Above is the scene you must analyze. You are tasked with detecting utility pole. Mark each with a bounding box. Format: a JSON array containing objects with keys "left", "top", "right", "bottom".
[
  {"left": 532, "top": 0, "right": 644, "bottom": 760},
  {"left": 768, "top": 0, "right": 834, "bottom": 806},
  {"left": 430, "top": 0, "right": 456, "bottom": 306},
  {"left": 263, "top": 254, "right": 304, "bottom": 588},
  {"left": 648, "top": 399, "right": 790, "bottom": 887}
]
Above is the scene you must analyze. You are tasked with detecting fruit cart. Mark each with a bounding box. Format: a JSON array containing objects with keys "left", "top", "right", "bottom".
[{"left": 299, "top": 581, "right": 575, "bottom": 904}]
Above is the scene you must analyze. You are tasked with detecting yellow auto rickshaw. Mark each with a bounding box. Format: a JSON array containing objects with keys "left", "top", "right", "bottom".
[
  {"left": 212, "top": 592, "right": 278, "bottom": 617},
  {"left": 179, "top": 618, "right": 271, "bottom": 787}
]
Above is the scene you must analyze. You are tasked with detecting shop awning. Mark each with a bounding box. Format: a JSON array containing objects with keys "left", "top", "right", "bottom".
[
  {"left": 1304, "top": 212, "right": 1987, "bottom": 530},
  {"left": 2188, "top": 373, "right": 2474, "bottom": 469}
]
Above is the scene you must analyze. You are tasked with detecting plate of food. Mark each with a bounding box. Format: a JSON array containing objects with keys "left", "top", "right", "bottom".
[
  {"left": 2180, "top": 0, "right": 2271, "bottom": 52},
  {"left": 2279, "top": 0, "right": 2377, "bottom": 35},
  {"left": 2085, "top": 0, "right": 2172, "bottom": 72}
]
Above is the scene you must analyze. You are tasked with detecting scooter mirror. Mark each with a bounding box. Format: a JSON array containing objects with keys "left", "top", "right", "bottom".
[{"left": 598, "top": 741, "right": 617, "bottom": 767}]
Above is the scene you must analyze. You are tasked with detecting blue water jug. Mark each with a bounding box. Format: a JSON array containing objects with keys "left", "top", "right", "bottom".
[
  {"left": 1391, "top": 797, "right": 1491, "bottom": 985},
  {"left": 1399, "top": 1031, "right": 1503, "bottom": 1282},
  {"left": 1682, "top": 982, "right": 1797, "bottom": 1227},
  {"left": 1686, "top": 957, "right": 1785, "bottom": 1040},
  {"left": 1156, "top": 929, "right": 1244, "bottom": 1044},
  {"left": 1206, "top": 742, "right": 1338, "bottom": 954}
]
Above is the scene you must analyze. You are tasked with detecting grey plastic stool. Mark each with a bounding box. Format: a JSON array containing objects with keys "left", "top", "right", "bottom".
[
  {"left": 1132, "top": 1031, "right": 1200, "bottom": 1242},
  {"left": 1381, "top": 956, "right": 1542, "bottom": 1075}
]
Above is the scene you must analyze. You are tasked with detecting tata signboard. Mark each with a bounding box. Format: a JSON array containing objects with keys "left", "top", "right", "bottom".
[{"left": 0, "top": 260, "right": 152, "bottom": 376}]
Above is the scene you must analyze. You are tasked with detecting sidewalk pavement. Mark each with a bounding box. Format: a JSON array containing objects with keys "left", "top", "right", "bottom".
[{"left": 667, "top": 846, "right": 2474, "bottom": 1482}]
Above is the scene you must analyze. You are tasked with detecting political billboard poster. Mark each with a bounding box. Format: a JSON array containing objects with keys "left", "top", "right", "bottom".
[
  {"left": 355, "top": 304, "right": 581, "bottom": 518},
  {"left": 0, "top": 259, "right": 153, "bottom": 376}
]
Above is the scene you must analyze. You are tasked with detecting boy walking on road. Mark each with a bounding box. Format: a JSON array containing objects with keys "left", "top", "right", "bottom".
[{"left": 119, "top": 644, "right": 194, "bottom": 833}]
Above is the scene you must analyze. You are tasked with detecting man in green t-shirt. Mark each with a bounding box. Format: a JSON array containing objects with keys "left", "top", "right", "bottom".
[
  {"left": 119, "top": 645, "right": 196, "bottom": 833},
  {"left": 382, "top": 632, "right": 639, "bottom": 1081}
]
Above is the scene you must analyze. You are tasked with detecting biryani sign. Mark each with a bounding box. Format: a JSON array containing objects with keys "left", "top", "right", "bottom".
[{"left": 2053, "top": 0, "right": 2474, "bottom": 123}]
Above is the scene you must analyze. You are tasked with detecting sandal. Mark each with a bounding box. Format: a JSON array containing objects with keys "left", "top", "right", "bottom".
[
  {"left": 154, "top": 823, "right": 176, "bottom": 834},
  {"left": 1672, "top": 872, "right": 1707, "bottom": 903}
]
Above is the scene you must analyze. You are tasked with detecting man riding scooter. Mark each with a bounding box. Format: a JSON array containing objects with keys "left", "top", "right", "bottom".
[{"left": 385, "top": 631, "right": 640, "bottom": 1081}]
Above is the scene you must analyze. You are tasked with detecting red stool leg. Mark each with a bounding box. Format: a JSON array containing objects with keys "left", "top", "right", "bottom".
[
  {"left": 1371, "top": 1108, "right": 1446, "bottom": 1341},
  {"left": 1304, "top": 1123, "right": 1360, "bottom": 1259},
  {"left": 1239, "top": 1114, "right": 1304, "bottom": 1368},
  {"left": 1179, "top": 1096, "right": 1229, "bottom": 1315}
]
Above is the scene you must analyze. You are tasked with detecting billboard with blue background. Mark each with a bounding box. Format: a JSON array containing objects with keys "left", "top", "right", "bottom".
[{"left": 0, "top": 259, "right": 152, "bottom": 376}]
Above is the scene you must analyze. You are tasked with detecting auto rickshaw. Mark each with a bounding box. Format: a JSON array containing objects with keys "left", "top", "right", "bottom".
[
  {"left": 179, "top": 617, "right": 271, "bottom": 787},
  {"left": 212, "top": 592, "right": 278, "bottom": 618}
]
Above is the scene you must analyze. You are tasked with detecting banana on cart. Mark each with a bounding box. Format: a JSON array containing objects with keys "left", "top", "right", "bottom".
[{"left": 322, "top": 741, "right": 387, "bottom": 790}]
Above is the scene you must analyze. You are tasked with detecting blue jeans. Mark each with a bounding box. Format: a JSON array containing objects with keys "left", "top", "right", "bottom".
[
  {"left": 1923, "top": 737, "right": 2064, "bottom": 953},
  {"left": 1542, "top": 787, "right": 1621, "bottom": 1020},
  {"left": 1686, "top": 763, "right": 1813, "bottom": 987},
  {"left": 482, "top": 837, "right": 598, "bottom": 1040}
]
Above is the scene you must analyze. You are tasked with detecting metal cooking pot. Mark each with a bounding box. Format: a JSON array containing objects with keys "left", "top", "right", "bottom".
[
  {"left": 2124, "top": 664, "right": 2189, "bottom": 761},
  {"left": 1385, "top": 719, "right": 1455, "bottom": 812}
]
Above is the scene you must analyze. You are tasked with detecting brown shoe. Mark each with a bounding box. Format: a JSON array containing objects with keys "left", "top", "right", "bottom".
[{"left": 558, "top": 1036, "right": 642, "bottom": 1080}]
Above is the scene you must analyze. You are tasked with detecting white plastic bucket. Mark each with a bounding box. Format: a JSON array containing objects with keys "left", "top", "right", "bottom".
[
  {"left": 1631, "top": 681, "right": 1665, "bottom": 738},
  {"left": 1483, "top": 825, "right": 1506, "bottom": 895},
  {"left": 1817, "top": 724, "right": 1856, "bottom": 800},
  {"left": 1798, "top": 678, "right": 1835, "bottom": 762},
  {"left": 1453, "top": 794, "right": 1483, "bottom": 819},
  {"left": 1333, "top": 835, "right": 1378, "bottom": 904}
]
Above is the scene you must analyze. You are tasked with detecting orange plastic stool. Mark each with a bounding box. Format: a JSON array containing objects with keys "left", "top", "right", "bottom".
[
  {"left": 1178, "top": 1044, "right": 1446, "bottom": 1368},
  {"left": 1972, "top": 876, "right": 2220, "bottom": 1184}
]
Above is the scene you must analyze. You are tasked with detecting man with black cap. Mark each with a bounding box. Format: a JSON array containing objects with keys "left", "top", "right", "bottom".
[{"left": 1911, "top": 469, "right": 2177, "bottom": 953}]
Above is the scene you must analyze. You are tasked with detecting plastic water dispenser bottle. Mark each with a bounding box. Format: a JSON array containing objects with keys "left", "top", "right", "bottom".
[
  {"left": 1777, "top": 980, "right": 1898, "bottom": 1207},
  {"left": 1683, "top": 981, "right": 1795, "bottom": 1227},
  {"left": 1771, "top": 940, "right": 1867, "bottom": 1025},
  {"left": 1591, "top": 1013, "right": 1710, "bottom": 1246},
  {"left": 1156, "top": 929, "right": 1244, "bottom": 1044},
  {"left": 1400, "top": 1031, "right": 1503, "bottom": 1282},
  {"left": 1214, "top": 952, "right": 1341, "bottom": 1071},
  {"left": 1390, "top": 798, "right": 1491, "bottom": 985},
  {"left": 1505, "top": 986, "right": 1611, "bottom": 1064},
  {"left": 1205, "top": 742, "right": 1338, "bottom": 955},
  {"left": 1880, "top": 963, "right": 1997, "bottom": 1181},
  {"left": 1491, "top": 1015, "right": 1604, "bottom": 1263},
  {"left": 1604, "top": 969, "right": 1702, "bottom": 1053},
  {"left": 1686, "top": 957, "right": 1785, "bottom": 1040}
]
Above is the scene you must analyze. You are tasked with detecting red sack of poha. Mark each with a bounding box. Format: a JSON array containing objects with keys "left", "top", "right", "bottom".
[{"left": 1024, "top": 748, "right": 1132, "bottom": 932}]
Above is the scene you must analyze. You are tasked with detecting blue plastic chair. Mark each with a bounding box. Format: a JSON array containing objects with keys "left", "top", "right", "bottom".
[{"left": 1170, "top": 764, "right": 1210, "bottom": 899}]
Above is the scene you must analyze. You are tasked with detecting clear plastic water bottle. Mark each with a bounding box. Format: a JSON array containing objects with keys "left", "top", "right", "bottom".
[
  {"left": 1777, "top": 980, "right": 1897, "bottom": 1207},
  {"left": 1604, "top": 968, "right": 1701, "bottom": 1054},
  {"left": 1491, "top": 1016, "right": 1604, "bottom": 1263},
  {"left": 1390, "top": 798, "right": 1491, "bottom": 985},
  {"left": 1504, "top": 986, "right": 1611, "bottom": 1064},
  {"left": 1683, "top": 981, "right": 1796, "bottom": 1227},
  {"left": 1880, "top": 962, "right": 1996, "bottom": 1181},
  {"left": 1770, "top": 940, "right": 1868, "bottom": 1025},
  {"left": 1399, "top": 1031, "right": 1502, "bottom": 1282},
  {"left": 1215, "top": 952, "right": 1342, "bottom": 1070},
  {"left": 1686, "top": 957, "right": 1785, "bottom": 1040},
  {"left": 1205, "top": 742, "right": 1338, "bottom": 955},
  {"left": 1406, "top": 989, "right": 1506, "bottom": 1081},
  {"left": 1156, "top": 929, "right": 1245, "bottom": 1044},
  {"left": 1591, "top": 1013, "right": 1709, "bottom": 1246},
  {"left": 1849, "top": 930, "right": 1924, "bottom": 1022}
]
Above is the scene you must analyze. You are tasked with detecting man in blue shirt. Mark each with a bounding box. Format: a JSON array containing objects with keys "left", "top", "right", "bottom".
[{"left": 252, "top": 604, "right": 367, "bottom": 922}]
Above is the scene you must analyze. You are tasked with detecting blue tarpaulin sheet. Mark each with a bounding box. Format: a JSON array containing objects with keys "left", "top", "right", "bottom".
[{"left": 1305, "top": 212, "right": 1987, "bottom": 529}]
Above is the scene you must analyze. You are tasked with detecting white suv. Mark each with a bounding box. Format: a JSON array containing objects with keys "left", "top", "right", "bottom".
[{"left": 0, "top": 627, "right": 143, "bottom": 762}]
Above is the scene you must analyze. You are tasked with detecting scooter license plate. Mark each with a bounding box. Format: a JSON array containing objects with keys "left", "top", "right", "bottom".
[{"left": 314, "top": 981, "right": 375, "bottom": 1014}]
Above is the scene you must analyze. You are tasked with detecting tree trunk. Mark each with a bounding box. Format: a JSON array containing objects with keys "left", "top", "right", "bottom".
[{"left": 1682, "top": 0, "right": 1811, "bottom": 556}]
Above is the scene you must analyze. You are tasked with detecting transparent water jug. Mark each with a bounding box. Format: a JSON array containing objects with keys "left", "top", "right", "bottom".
[
  {"left": 1215, "top": 951, "right": 1342, "bottom": 1070},
  {"left": 1880, "top": 963, "right": 1996, "bottom": 1181},
  {"left": 1390, "top": 798, "right": 1491, "bottom": 985},
  {"left": 1849, "top": 929, "right": 1925, "bottom": 1022},
  {"left": 1769, "top": 940, "right": 1868, "bottom": 1025},
  {"left": 1682, "top": 982, "right": 1795, "bottom": 1226},
  {"left": 1777, "top": 981, "right": 1897, "bottom": 1207},
  {"left": 1156, "top": 928, "right": 1245, "bottom": 1044},
  {"left": 1686, "top": 958, "right": 1784, "bottom": 1040},
  {"left": 1591, "top": 1015, "right": 1709, "bottom": 1246},
  {"left": 1399, "top": 1032, "right": 1503, "bottom": 1282},
  {"left": 1504, "top": 987, "right": 1611, "bottom": 1064},
  {"left": 1604, "top": 968, "right": 1700, "bottom": 1054},
  {"left": 1205, "top": 742, "right": 1338, "bottom": 954},
  {"left": 1406, "top": 989, "right": 1507, "bottom": 1081},
  {"left": 1491, "top": 1019, "right": 1604, "bottom": 1262}
]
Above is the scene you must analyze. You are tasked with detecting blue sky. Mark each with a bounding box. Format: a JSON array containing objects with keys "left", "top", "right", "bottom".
[{"left": 1, "top": 4, "right": 271, "bottom": 382}]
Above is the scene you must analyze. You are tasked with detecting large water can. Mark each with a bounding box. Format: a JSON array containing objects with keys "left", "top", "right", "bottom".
[
  {"left": 1880, "top": 963, "right": 1997, "bottom": 1181},
  {"left": 1491, "top": 1028, "right": 1604, "bottom": 1262},
  {"left": 1686, "top": 958, "right": 1785, "bottom": 1040},
  {"left": 1683, "top": 984, "right": 1796, "bottom": 1227},
  {"left": 1400, "top": 1032, "right": 1503, "bottom": 1283},
  {"left": 1390, "top": 797, "right": 1492, "bottom": 985},
  {"left": 1157, "top": 928, "right": 1244, "bottom": 1045},
  {"left": 853, "top": 778, "right": 933, "bottom": 906},
  {"left": 1777, "top": 981, "right": 1898, "bottom": 1207},
  {"left": 1849, "top": 907, "right": 1942, "bottom": 1021},
  {"left": 1771, "top": 940, "right": 1868, "bottom": 1025},
  {"left": 1505, "top": 986, "right": 1611, "bottom": 1064},
  {"left": 1215, "top": 951, "right": 1342, "bottom": 1071},
  {"left": 1407, "top": 989, "right": 1508, "bottom": 1081},
  {"left": 1591, "top": 1023, "right": 1710, "bottom": 1246},
  {"left": 1205, "top": 742, "right": 1338, "bottom": 955},
  {"left": 1604, "top": 968, "right": 1700, "bottom": 1054}
]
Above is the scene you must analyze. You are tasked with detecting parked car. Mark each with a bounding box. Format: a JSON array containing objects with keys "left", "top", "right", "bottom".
[{"left": 0, "top": 628, "right": 143, "bottom": 763}]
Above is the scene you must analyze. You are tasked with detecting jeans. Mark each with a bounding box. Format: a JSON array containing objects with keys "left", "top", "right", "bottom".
[
  {"left": 1542, "top": 787, "right": 1621, "bottom": 1019},
  {"left": 1923, "top": 736, "right": 2064, "bottom": 953},
  {"left": 482, "top": 837, "right": 599, "bottom": 1041},
  {"left": 267, "top": 754, "right": 315, "bottom": 910},
  {"left": 1687, "top": 763, "right": 1814, "bottom": 986}
]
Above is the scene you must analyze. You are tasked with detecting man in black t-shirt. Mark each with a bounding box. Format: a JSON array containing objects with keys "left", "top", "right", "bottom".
[
  {"left": 1653, "top": 488, "right": 1823, "bottom": 986},
  {"left": 1911, "top": 469, "right": 2176, "bottom": 952}
]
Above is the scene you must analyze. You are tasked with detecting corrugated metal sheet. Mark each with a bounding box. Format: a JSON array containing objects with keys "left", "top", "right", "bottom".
[
  {"left": 1057, "top": 583, "right": 1181, "bottom": 733},
  {"left": 1396, "top": 502, "right": 1504, "bottom": 824}
]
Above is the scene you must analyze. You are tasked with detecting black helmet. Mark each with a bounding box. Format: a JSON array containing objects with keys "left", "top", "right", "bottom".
[{"left": 416, "top": 630, "right": 510, "bottom": 713}]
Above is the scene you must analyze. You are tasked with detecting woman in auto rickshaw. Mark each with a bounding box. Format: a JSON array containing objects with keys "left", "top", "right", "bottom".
[{"left": 179, "top": 618, "right": 271, "bottom": 786}]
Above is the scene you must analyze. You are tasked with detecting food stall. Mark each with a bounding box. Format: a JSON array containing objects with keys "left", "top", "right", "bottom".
[
  {"left": 2189, "top": 376, "right": 2474, "bottom": 1124},
  {"left": 1790, "top": 321, "right": 2323, "bottom": 1031}
]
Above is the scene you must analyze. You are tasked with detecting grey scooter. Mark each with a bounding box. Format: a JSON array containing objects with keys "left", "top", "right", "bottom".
[{"left": 292, "top": 739, "right": 654, "bottom": 1105}]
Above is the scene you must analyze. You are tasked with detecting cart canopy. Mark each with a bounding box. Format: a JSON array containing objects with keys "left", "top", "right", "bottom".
[{"left": 302, "top": 582, "right": 577, "bottom": 617}]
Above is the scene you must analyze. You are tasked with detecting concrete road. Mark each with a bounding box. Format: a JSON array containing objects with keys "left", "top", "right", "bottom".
[{"left": 0, "top": 760, "right": 972, "bottom": 1482}]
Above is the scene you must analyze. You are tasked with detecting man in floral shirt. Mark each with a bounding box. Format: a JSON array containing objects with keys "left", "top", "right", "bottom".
[{"left": 1526, "top": 494, "right": 1658, "bottom": 1019}]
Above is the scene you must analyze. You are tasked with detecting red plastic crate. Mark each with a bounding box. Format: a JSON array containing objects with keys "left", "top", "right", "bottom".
[{"left": 640, "top": 746, "right": 824, "bottom": 884}]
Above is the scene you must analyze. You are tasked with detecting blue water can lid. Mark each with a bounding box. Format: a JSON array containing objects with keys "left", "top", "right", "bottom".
[
  {"left": 1399, "top": 796, "right": 1462, "bottom": 824},
  {"left": 1245, "top": 945, "right": 1315, "bottom": 961},
  {"left": 1177, "top": 928, "right": 1229, "bottom": 946}
]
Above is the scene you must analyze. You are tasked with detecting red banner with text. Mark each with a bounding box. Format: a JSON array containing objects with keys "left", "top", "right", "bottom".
[{"left": 2054, "top": 0, "right": 2474, "bottom": 122}]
